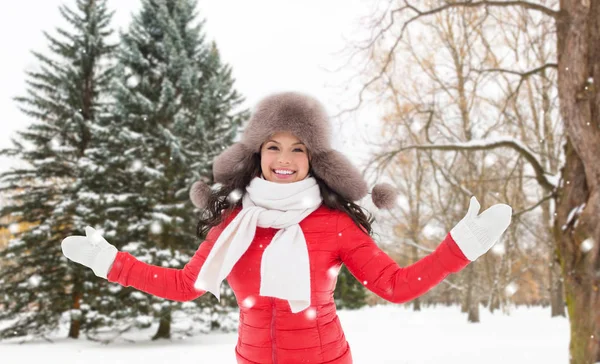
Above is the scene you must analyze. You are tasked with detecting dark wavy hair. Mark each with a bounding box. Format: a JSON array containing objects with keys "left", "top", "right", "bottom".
[{"left": 196, "top": 151, "right": 375, "bottom": 239}]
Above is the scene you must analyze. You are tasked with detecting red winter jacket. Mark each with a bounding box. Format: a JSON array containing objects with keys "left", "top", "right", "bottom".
[{"left": 107, "top": 204, "right": 470, "bottom": 364}]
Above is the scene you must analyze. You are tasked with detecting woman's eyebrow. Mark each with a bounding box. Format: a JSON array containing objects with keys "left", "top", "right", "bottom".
[{"left": 267, "top": 140, "right": 305, "bottom": 146}]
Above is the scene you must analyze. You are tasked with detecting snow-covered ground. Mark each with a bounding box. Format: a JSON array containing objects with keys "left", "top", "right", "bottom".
[{"left": 1, "top": 304, "right": 569, "bottom": 363}]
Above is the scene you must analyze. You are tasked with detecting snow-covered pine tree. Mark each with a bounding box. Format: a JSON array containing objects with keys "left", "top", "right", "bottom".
[
  {"left": 88, "top": 0, "right": 248, "bottom": 340},
  {"left": 0, "top": 0, "right": 116, "bottom": 340}
]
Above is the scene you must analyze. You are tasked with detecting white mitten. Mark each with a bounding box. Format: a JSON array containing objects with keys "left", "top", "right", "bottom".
[
  {"left": 450, "top": 196, "right": 512, "bottom": 261},
  {"left": 61, "top": 226, "right": 118, "bottom": 279}
]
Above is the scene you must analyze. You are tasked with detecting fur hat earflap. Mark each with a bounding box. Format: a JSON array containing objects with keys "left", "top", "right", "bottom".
[
  {"left": 371, "top": 183, "right": 398, "bottom": 209},
  {"left": 310, "top": 149, "right": 367, "bottom": 202},
  {"left": 190, "top": 180, "right": 211, "bottom": 209}
]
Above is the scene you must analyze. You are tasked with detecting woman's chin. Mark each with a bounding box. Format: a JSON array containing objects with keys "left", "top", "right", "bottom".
[{"left": 271, "top": 177, "right": 296, "bottom": 183}]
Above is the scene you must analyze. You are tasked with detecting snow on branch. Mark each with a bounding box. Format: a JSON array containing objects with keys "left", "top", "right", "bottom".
[
  {"left": 406, "top": 1, "right": 560, "bottom": 19},
  {"left": 372, "top": 137, "right": 557, "bottom": 192}
]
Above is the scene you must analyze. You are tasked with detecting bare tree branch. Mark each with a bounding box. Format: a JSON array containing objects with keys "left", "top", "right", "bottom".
[
  {"left": 474, "top": 63, "right": 558, "bottom": 101},
  {"left": 419, "top": 1, "right": 560, "bottom": 19},
  {"left": 513, "top": 193, "right": 554, "bottom": 217},
  {"left": 371, "top": 137, "right": 556, "bottom": 192},
  {"left": 334, "top": 0, "right": 559, "bottom": 119},
  {"left": 475, "top": 63, "right": 558, "bottom": 77}
]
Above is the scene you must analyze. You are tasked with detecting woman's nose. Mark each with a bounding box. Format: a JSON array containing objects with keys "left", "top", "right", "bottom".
[{"left": 277, "top": 153, "right": 292, "bottom": 164}]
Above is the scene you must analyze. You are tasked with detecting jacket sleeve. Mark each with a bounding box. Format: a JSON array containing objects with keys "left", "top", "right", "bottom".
[
  {"left": 106, "top": 224, "right": 224, "bottom": 302},
  {"left": 336, "top": 212, "right": 470, "bottom": 304}
]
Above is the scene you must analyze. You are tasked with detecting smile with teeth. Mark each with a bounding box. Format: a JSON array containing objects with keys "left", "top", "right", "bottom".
[{"left": 273, "top": 169, "right": 295, "bottom": 176}]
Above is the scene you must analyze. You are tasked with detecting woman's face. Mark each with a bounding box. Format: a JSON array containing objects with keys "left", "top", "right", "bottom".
[{"left": 260, "top": 131, "right": 311, "bottom": 183}]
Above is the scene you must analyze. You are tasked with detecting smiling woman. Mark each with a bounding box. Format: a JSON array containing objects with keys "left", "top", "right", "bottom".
[
  {"left": 61, "top": 91, "right": 513, "bottom": 364},
  {"left": 260, "top": 132, "right": 311, "bottom": 183}
]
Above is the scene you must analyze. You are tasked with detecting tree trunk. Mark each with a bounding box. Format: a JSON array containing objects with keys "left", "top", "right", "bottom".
[
  {"left": 549, "top": 220, "right": 566, "bottom": 317},
  {"left": 556, "top": 1, "right": 600, "bottom": 362},
  {"left": 489, "top": 293, "right": 500, "bottom": 313},
  {"left": 152, "top": 308, "right": 171, "bottom": 340},
  {"left": 411, "top": 245, "right": 421, "bottom": 311},
  {"left": 68, "top": 285, "right": 82, "bottom": 339},
  {"left": 467, "top": 300, "right": 480, "bottom": 323},
  {"left": 550, "top": 259, "right": 566, "bottom": 317},
  {"left": 542, "top": 177, "right": 566, "bottom": 317},
  {"left": 412, "top": 295, "right": 421, "bottom": 311},
  {"left": 463, "top": 264, "right": 480, "bottom": 322},
  {"left": 462, "top": 263, "right": 472, "bottom": 314},
  {"left": 553, "top": 142, "right": 599, "bottom": 364}
]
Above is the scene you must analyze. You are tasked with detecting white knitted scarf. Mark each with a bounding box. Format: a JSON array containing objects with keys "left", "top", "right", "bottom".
[{"left": 193, "top": 175, "right": 323, "bottom": 313}]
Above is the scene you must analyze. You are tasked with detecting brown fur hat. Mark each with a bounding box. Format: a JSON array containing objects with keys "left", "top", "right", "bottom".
[{"left": 190, "top": 91, "right": 397, "bottom": 210}]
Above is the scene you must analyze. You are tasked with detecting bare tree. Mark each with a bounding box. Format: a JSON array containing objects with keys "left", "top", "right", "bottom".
[
  {"left": 336, "top": 0, "right": 597, "bottom": 362},
  {"left": 365, "top": 3, "right": 550, "bottom": 320}
]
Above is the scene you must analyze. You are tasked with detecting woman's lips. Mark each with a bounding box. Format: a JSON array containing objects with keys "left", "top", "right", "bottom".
[{"left": 273, "top": 169, "right": 295, "bottom": 179}]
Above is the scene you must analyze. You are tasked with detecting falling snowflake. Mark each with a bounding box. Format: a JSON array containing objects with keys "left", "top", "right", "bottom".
[
  {"left": 491, "top": 242, "right": 505, "bottom": 256},
  {"left": 150, "top": 221, "right": 163, "bottom": 234},
  {"left": 126, "top": 75, "right": 140, "bottom": 88},
  {"left": 194, "top": 278, "right": 207, "bottom": 291},
  {"left": 28, "top": 274, "right": 42, "bottom": 287},
  {"left": 505, "top": 282, "right": 519, "bottom": 297},
  {"left": 8, "top": 223, "right": 19, "bottom": 234},
  {"left": 363, "top": 281, "right": 368, "bottom": 285},
  {"left": 242, "top": 296, "right": 256, "bottom": 309},
  {"left": 580, "top": 238, "right": 594, "bottom": 253},
  {"left": 327, "top": 266, "right": 340, "bottom": 278},
  {"left": 484, "top": 154, "right": 497, "bottom": 167},
  {"left": 227, "top": 189, "right": 242, "bottom": 203},
  {"left": 130, "top": 159, "right": 143, "bottom": 172},
  {"left": 305, "top": 308, "right": 317, "bottom": 320}
]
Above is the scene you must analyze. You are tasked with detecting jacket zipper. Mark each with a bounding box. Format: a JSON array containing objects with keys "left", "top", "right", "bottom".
[{"left": 271, "top": 298, "right": 277, "bottom": 364}]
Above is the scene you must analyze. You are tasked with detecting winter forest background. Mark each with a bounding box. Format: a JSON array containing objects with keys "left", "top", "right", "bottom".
[{"left": 0, "top": 0, "right": 599, "bottom": 363}]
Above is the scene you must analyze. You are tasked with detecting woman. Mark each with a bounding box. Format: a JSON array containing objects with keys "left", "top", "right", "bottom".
[{"left": 62, "top": 91, "right": 512, "bottom": 364}]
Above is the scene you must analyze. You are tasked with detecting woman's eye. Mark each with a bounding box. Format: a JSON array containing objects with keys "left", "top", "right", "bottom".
[{"left": 267, "top": 146, "right": 304, "bottom": 152}]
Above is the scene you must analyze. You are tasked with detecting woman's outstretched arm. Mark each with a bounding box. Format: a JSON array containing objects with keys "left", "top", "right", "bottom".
[
  {"left": 106, "top": 223, "right": 225, "bottom": 302},
  {"left": 337, "top": 197, "right": 511, "bottom": 303},
  {"left": 336, "top": 212, "right": 470, "bottom": 304}
]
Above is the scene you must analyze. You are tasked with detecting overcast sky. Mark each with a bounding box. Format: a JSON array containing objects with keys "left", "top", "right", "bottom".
[{"left": 0, "top": 0, "right": 385, "bottom": 176}]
